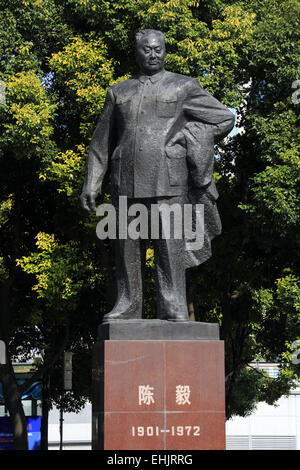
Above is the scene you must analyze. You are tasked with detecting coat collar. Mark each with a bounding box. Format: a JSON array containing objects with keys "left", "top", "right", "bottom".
[{"left": 137, "top": 69, "right": 166, "bottom": 84}]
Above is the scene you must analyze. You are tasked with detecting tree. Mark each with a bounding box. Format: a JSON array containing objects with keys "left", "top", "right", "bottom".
[{"left": 0, "top": 0, "right": 73, "bottom": 449}]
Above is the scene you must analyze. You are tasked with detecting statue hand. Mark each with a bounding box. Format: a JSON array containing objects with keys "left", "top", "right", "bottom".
[{"left": 80, "top": 190, "right": 99, "bottom": 212}]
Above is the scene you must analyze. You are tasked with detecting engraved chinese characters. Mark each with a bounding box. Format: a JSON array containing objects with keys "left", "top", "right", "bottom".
[
  {"left": 80, "top": 29, "right": 235, "bottom": 323},
  {"left": 138, "top": 385, "right": 155, "bottom": 406},
  {"left": 134, "top": 384, "right": 199, "bottom": 439},
  {"left": 138, "top": 385, "right": 191, "bottom": 406}
]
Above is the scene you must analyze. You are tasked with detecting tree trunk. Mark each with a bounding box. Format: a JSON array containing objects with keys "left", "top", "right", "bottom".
[
  {"left": 0, "top": 280, "right": 28, "bottom": 450},
  {"left": 188, "top": 300, "right": 195, "bottom": 321},
  {"left": 0, "top": 359, "right": 28, "bottom": 450},
  {"left": 186, "top": 269, "right": 197, "bottom": 321},
  {"left": 41, "top": 373, "right": 50, "bottom": 450}
]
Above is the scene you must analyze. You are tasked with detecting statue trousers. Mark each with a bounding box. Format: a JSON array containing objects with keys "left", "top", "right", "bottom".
[{"left": 109, "top": 195, "right": 189, "bottom": 321}]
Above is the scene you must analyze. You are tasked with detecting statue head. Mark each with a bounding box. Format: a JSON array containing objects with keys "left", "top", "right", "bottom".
[{"left": 135, "top": 29, "right": 166, "bottom": 75}]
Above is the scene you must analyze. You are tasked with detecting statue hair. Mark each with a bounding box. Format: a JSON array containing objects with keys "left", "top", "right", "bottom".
[{"left": 135, "top": 29, "right": 165, "bottom": 47}]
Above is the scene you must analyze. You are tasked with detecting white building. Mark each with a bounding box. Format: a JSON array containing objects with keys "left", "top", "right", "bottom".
[
  {"left": 226, "top": 387, "right": 300, "bottom": 450},
  {"left": 48, "top": 405, "right": 91, "bottom": 450}
]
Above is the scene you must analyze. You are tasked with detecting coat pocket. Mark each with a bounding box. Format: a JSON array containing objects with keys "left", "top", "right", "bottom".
[
  {"left": 165, "top": 144, "right": 187, "bottom": 186},
  {"left": 115, "top": 93, "right": 134, "bottom": 118},
  {"left": 156, "top": 97, "right": 177, "bottom": 117}
]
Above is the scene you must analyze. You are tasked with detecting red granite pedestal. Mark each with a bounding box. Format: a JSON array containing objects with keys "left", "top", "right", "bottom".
[{"left": 92, "top": 320, "right": 225, "bottom": 450}]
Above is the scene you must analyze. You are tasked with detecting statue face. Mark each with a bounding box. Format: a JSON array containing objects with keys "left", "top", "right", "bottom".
[{"left": 136, "top": 33, "right": 166, "bottom": 74}]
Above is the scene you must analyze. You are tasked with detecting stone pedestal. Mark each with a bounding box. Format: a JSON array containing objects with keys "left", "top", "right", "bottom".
[{"left": 92, "top": 320, "right": 225, "bottom": 450}]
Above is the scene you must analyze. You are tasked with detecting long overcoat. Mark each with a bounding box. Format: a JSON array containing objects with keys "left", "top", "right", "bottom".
[{"left": 82, "top": 69, "right": 235, "bottom": 267}]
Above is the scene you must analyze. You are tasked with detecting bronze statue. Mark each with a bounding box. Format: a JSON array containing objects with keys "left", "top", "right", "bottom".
[{"left": 80, "top": 29, "right": 235, "bottom": 323}]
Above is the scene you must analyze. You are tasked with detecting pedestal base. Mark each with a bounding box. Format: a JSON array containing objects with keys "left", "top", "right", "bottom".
[{"left": 92, "top": 320, "right": 225, "bottom": 450}]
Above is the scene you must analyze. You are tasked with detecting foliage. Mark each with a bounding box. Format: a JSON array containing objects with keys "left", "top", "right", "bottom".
[
  {"left": 1, "top": 71, "right": 56, "bottom": 161},
  {"left": 49, "top": 35, "right": 115, "bottom": 137},
  {"left": 0, "top": 0, "right": 299, "bottom": 432},
  {"left": 40, "top": 145, "right": 87, "bottom": 200}
]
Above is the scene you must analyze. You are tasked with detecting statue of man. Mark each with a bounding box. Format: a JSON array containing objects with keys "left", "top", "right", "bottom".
[{"left": 80, "top": 29, "right": 235, "bottom": 323}]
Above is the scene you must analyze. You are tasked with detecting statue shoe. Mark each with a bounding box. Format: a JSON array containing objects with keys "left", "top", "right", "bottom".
[
  {"left": 102, "top": 309, "right": 142, "bottom": 323},
  {"left": 158, "top": 312, "right": 189, "bottom": 322}
]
